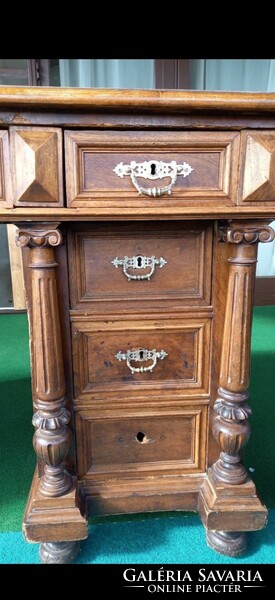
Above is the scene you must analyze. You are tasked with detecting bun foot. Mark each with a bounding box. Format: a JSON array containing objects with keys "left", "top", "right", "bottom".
[
  {"left": 39, "top": 541, "right": 80, "bottom": 564},
  {"left": 206, "top": 530, "right": 246, "bottom": 557}
]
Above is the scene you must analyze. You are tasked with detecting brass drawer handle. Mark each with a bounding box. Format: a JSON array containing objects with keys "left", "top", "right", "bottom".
[
  {"left": 115, "top": 348, "right": 168, "bottom": 374},
  {"left": 111, "top": 254, "right": 167, "bottom": 281},
  {"left": 113, "top": 159, "right": 193, "bottom": 197}
]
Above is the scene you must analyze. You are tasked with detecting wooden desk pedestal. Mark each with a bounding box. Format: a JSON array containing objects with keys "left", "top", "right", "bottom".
[{"left": 0, "top": 87, "right": 274, "bottom": 563}]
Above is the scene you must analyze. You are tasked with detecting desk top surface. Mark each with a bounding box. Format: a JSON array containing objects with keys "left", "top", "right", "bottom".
[{"left": 1, "top": 87, "right": 275, "bottom": 113}]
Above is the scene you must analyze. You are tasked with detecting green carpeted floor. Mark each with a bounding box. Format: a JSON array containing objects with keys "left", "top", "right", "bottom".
[{"left": 0, "top": 308, "right": 274, "bottom": 563}]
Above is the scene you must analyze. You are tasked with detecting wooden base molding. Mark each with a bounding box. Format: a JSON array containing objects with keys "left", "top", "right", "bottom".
[
  {"left": 198, "top": 469, "right": 267, "bottom": 532},
  {"left": 23, "top": 469, "right": 88, "bottom": 543}
]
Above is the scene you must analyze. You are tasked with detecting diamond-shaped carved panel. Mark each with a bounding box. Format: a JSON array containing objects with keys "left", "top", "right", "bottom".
[
  {"left": 0, "top": 130, "right": 12, "bottom": 207},
  {"left": 10, "top": 127, "right": 63, "bottom": 206},
  {"left": 239, "top": 131, "right": 275, "bottom": 203}
]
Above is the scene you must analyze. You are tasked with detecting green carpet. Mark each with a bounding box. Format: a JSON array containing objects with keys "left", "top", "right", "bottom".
[{"left": 0, "top": 307, "right": 274, "bottom": 563}]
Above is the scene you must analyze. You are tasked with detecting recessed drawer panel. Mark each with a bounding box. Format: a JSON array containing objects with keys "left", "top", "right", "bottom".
[
  {"left": 75, "top": 407, "right": 207, "bottom": 478},
  {"left": 71, "top": 317, "right": 211, "bottom": 400},
  {"left": 68, "top": 222, "right": 212, "bottom": 311},
  {"left": 65, "top": 130, "right": 239, "bottom": 207}
]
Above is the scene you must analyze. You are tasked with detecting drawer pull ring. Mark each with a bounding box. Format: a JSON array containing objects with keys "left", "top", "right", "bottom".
[
  {"left": 111, "top": 254, "right": 167, "bottom": 281},
  {"left": 113, "top": 159, "right": 193, "bottom": 197},
  {"left": 115, "top": 348, "right": 168, "bottom": 373}
]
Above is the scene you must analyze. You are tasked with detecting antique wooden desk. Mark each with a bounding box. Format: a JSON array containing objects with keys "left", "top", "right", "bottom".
[{"left": 0, "top": 87, "right": 274, "bottom": 563}]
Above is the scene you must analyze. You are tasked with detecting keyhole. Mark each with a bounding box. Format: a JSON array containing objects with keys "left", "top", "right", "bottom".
[
  {"left": 139, "top": 350, "right": 144, "bottom": 359},
  {"left": 136, "top": 431, "right": 146, "bottom": 443},
  {"left": 137, "top": 256, "right": 142, "bottom": 267},
  {"left": 150, "top": 163, "right": 156, "bottom": 175}
]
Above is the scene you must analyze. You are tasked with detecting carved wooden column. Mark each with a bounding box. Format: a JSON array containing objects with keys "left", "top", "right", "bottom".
[
  {"left": 17, "top": 223, "right": 79, "bottom": 563},
  {"left": 206, "top": 220, "right": 274, "bottom": 556}
]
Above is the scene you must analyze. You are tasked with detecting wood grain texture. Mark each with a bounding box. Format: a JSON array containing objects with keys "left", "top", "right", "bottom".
[
  {"left": 199, "top": 470, "right": 267, "bottom": 532},
  {"left": 71, "top": 317, "right": 211, "bottom": 400},
  {"left": 1, "top": 87, "right": 275, "bottom": 113},
  {"left": 68, "top": 221, "right": 213, "bottom": 312},
  {"left": 0, "top": 130, "right": 12, "bottom": 207},
  {"left": 75, "top": 406, "right": 207, "bottom": 480},
  {"left": 17, "top": 224, "right": 73, "bottom": 498},
  {"left": 7, "top": 224, "right": 26, "bottom": 309},
  {"left": 65, "top": 130, "right": 239, "bottom": 207},
  {"left": 2, "top": 205, "right": 275, "bottom": 222},
  {"left": 3, "top": 109, "right": 275, "bottom": 130},
  {"left": 211, "top": 221, "right": 275, "bottom": 486},
  {"left": 10, "top": 127, "right": 63, "bottom": 207},
  {"left": 86, "top": 474, "right": 204, "bottom": 515},
  {"left": 239, "top": 131, "right": 275, "bottom": 204},
  {"left": 23, "top": 468, "right": 88, "bottom": 543},
  {"left": 0, "top": 87, "right": 273, "bottom": 558}
]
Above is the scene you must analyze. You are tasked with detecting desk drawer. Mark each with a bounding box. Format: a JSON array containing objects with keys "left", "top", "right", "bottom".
[
  {"left": 65, "top": 130, "right": 239, "bottom": 207},
  {"left": 75, "top": 406, "right": 207, "bottom": 478},
  {"left": 71, "top": 317, "right": 211, "bottom": 400},
  {"left": 68, "top": 221, "right": 212, "bottom": 311}
]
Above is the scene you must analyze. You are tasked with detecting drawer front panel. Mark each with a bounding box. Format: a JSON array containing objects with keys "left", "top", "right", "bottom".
[
  {"left": 75, "top": 407, "right": 207, "bottom": 478},
  {"left": 239, "top": 130, "right": 275, "bottom": 204},
  {"left": 68, "top": 222, "right": 212, "bottom": 311},
  {"left": 65, "top": 130, "right": 239, "bottom": 207},
  {"left": 10, "top": 126, "right": 64, "bottom": 207},
  {"left": 71, "top": 318, "right": 211, "bottom": 398}
]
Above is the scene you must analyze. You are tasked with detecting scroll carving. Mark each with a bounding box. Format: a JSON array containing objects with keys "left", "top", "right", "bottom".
[
  {"left": 219, "top": 223, "right": 275, "bottom": 245},
  {"left": 17, "top": 223, "right": 73, "bottom": 497},
  {"left": 16, "top": 228, "right": 63, "bottom": 248}
]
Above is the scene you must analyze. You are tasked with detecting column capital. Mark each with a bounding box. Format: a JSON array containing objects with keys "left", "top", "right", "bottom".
[
  {"left": 218, "top": 222, "right": 274, "bottom": 245},
  {"left": 16, "top": 222, "right": 62, "bottom": 248}
]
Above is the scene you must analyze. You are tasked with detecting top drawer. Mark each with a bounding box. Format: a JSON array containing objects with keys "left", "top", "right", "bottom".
[{"left": 65, "top": 131, "right": 239, "bottom": 208}]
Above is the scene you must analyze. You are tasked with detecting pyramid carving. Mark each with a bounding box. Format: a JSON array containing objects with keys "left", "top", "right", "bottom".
[
  {"left": 11, "top": 129, "right": 62, "bottom": 205},
  {"left": 241, "top": 133, "right": 275, "bottom": 203}
]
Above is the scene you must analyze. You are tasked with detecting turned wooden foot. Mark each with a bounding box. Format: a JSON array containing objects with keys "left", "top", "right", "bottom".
[
  {"left": 39, "top": 541, "right": 80, "bottom": 564},
  {"left": 206, "top": 530, "right": 247, "bottom": 557}
]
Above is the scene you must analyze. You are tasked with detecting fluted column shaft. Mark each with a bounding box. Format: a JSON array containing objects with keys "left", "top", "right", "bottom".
[
  {"left": 17, "top": 223, "right": 72, "bottom": 497},
  {"left": 212, "top": 222, "right": 274, "bottom": 485}
]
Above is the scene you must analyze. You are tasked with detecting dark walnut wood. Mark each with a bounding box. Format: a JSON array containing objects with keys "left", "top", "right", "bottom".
[
  {"left": 206, "top": 530, "right": 247, "bottom": 558},
  {"left": 0, "top": 88, "right": 275, "bottom": 562},
  {"left": 39, "top": 541, "right": 80, "bottom": 564}
]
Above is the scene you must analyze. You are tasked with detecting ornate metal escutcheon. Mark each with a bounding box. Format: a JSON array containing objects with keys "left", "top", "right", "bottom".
[
  {"left": 115, "top": 348, "right": 168, "bottom": 373},
  {"left": 113, "top": 159, "right": 193, "bottom": 197},
  {"left": 111, "top": 254, "right": 167, "bottom": 281}
]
